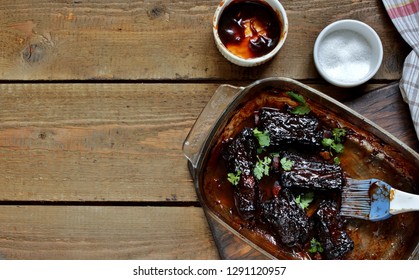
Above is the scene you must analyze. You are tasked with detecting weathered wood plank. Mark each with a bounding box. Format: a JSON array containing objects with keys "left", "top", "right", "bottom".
[
  {"left": 344, "top": 82, "right": 419, "bottom": 151},
  {"left": 0, "top": 83, "right": 217, "bottom": 201},
  {"left": 0, "top": 206, "right": 219, "bottom": 259},
  {"left": 0, "top": 0, "right": 410, "bottom": 80}
]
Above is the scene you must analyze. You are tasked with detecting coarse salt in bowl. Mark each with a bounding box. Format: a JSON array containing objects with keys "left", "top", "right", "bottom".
[{"left": 313, "top": 19, "right": 383, "bottom": 88}]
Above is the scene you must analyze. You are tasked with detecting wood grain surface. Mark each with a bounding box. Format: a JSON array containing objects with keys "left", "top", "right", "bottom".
[
  {"left": 0, "top": 83, "right": 215, "bottom": 202},
  {"left": 0, "top": 0, "right": 417, "bottom": 260},
  {"left": 0, "top": 0, "right": 411, "bottom": 80},
  {"left": 0, "top": 206, "right": 219, "bottom": 259}
]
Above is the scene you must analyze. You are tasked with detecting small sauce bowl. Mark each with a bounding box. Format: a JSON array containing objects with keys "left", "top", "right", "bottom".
[
  {"left": 313, "top": 19, "right": 383, "bottom": 88},
  {"left": 213, "top": 0, "right": 288, "bottom": 67}
]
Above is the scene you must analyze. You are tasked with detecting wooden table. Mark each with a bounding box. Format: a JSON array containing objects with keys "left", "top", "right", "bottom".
[{"left": 0, "top": 0, "right": 417, "bottom": 259}]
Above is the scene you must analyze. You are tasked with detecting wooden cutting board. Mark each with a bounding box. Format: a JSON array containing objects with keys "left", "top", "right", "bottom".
[{"left": 206, "top": 82, "right": 419, "bottom": 259}]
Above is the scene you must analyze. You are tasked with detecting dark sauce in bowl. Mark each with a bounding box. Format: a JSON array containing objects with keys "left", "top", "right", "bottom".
[{"left": 218, "top": 1, "right": 282, "bottom": 59}]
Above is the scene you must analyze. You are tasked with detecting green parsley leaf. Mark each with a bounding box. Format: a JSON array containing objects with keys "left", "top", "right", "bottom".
[
  {"left": 332, "top": 128, "right": 346, "bottom": 142},
  {"left": 253, "top": 128, "right": 270, "bottom": 147},
  {"left": 286, "top": 91, "right": 311, "bottom": 115},
  {"left": 322, "top": 138, "right": 334, "bottom": 147},
  {"left": 256, "top": 147, "right": 266, "bottom": 154},
  {"left": 331, "top": 142, "right": 344, "bottom": 154},
  {"left": 254, "top": 156, "right": 272, "bottom": 180},
  {"left": 295, "top": 192, "right": 314, "bottom": 210},
  {"left": 292, "top": 105, "right": 311, "bottom": 115},
  {"left": 322, "top": 128, "right": 346, "bottom": 156},
  {"left": 227, "top": 171, "right": 241, "bottom": 186},
  {"left": 333, "top": 157, "right": 341, "bottom": 165},
  {"left": 286, "top": 91, "right": 306, "bottom": 104},
  {"left": 280, "top": 157, "right": 294, "bottom": 171},
  {"left": 309, "top": 238, "right": 324, "bottom": 253}
]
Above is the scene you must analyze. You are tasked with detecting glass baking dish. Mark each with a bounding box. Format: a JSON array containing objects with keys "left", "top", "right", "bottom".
[{"left": 183, "top": 77, "right": 419, "bottom": 259}]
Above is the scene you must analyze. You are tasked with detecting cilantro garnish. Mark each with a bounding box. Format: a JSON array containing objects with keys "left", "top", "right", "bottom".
[
  {"left": 254, "top": 156, "right": 272, "bottom": 180},
  {"left": 322, "top": 128, "right": 346, "bottom": 156},
  {"left": 280, "top": 157, "right": 294, "bottom": 171},
  {"left": 332, "top": 128, "right": 346, "bottom": 142},
  {"left": 227, "top": 171, "right": 241, "bottom": 186},
  {"left": 322, "top": 138, "right": 344, "bottom": 155},
  {"left": 333, "top": 157, "right": 341, "bottom": 165},
  {"left": 286, "top": 91, "right": 306, "bottom": 104},
  {"left": 286, "top": 91, "right": 311, "bottom": 115},
  {"left": 309, "top": 238, "right": 324, "bottom": 253},
  {"left": 295, "top": 192, "right": 314, "bottom": 210},
  {"left": 321, "top": 138, "right": 333, "bottom": 147},
  {"left": 253, "top": 128, "right": 270, "bottom": 148}
]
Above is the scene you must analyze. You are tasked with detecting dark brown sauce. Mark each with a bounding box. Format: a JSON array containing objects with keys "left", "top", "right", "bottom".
[{"left": 218, "top": 0, "right": 281, "bottom": 59}]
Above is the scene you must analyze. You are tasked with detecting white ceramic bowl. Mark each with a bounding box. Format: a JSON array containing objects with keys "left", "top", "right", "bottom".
[
  {"left": 313, "top": 19, "right": 383, "bottom": 88},
  {"left": 213, "top": 0, "right": 288, "bottom": 67}
]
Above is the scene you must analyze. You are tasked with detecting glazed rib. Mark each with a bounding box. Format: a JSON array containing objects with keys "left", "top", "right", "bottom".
[
  {"left": 280, "top": 152, "right": 344, "bottom": 191},
  {"left": 314, "top": 200, "right": 354, "bottom": 259},
  {"left": 256, "top": 107, "right": 324, "bottom": 147},
  {"left": 261, "top": 188, "right": 313, "bottom": 247},
  {"left": 222, "top": 127, "right": 258, "bottom": 176},
  {"left": 222, "top": 127, "right": 259, "bottom": 219}
]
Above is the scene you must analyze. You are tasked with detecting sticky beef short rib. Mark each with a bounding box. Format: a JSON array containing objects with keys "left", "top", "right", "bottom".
[
  {"left": 314, "top": 200, "right": 354, "bottom": 259},
  {"left": 256, "top": 107, "right": 324, "bottom": 147},
  {"left": 222, "top": 127, "right": 258, "bottom": 219},
  {"left": 233, "top": 174, "right": 257, "bottom": 220},
  {"left": 222, "top": 127, "right": 258, "bottom": 176},
  {"left": 261, "top": 188, "right": 313, "bottom": 247},
  {"left": 280, "top": 152, "right": 344, "bottom": 191}
]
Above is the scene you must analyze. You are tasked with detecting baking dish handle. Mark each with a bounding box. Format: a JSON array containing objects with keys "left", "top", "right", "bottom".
[{"left": 183, "top": 84, "right": 243, "bottom": 169}]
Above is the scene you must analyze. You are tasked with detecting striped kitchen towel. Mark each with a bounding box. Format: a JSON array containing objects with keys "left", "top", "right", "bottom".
[{"left": 382, "top": 0, "right": 419, "bottom": 140}]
